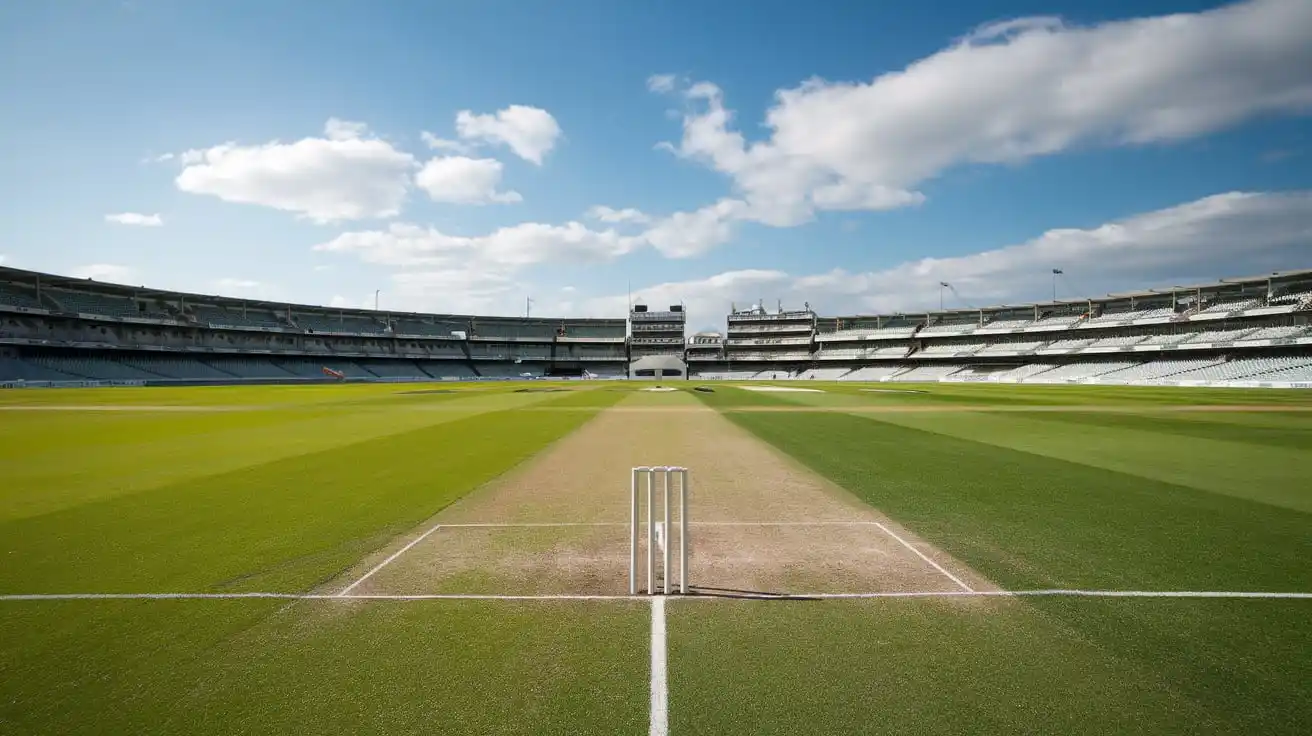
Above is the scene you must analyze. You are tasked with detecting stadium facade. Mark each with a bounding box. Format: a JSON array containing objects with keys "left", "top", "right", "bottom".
[{"left": 1, "top": 266, "right": 1310, "bottom": 389}]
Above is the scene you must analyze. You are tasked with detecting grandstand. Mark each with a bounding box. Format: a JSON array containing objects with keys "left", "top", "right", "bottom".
[
  {"left": 687, "top": 269, "right": 1312, "bottom": 387},
  {"left": 0, "top": 266, "right": 627, "bottom": 385},
  {"left": 1, "top": 266, "right": 1310, "bottom": 388}
]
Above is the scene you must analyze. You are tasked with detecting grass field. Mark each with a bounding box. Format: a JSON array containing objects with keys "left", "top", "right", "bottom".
[{"left": 1, "top": 380, "right": 1309, "bottom": 734}]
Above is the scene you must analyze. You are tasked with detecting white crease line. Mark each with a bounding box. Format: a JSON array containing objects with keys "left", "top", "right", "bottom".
[
  {"left": 2, "top": 590, "right": 1311, "bottom": 602},
  {"left": 432, "top": 521, "right": 882, "bottom": 528},
  {"left": 872, "top": 522, "right": 975, "bottom": 592},
  {"left": 436, "top": 522, "right": 624, "bottom": 527},
  {"left": 650, "top": 597, "right": 669, "bottom": 736},
  {"left": 691, "top": 521, "right": 880, "bottom": 526},
  {"left": 336, "top": 523, "right": 444, "bottom": 596}
]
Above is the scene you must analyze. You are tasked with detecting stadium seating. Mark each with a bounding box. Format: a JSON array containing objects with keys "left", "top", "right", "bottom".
[
  {"left": 977, "top": 318, "right": 1035, "bottom": 331},
  {"left": 1044, "top": 337, "right": 1097, "bottom": 350},
  {"left": 1198, "top": 298, "right": 1262, "bottom": 313},
  {"left": 889, "top": 364, "right": 964, "bottom": 382},
  {"left": 0, "top": 283, "right": 45, "bottom": 309},
  {"left": 975, "top": 340, "right": 1046, "bottom": 354},
  {"left": 919, "top": 322, "right": 978, "bottom": 335},
  {"left": 1182, "top": 328, "right": 1258, "bottom": 343},
  {"left": 1025, "top": 361, "right": 1140, "bottom": 382},
  {"left": 795, "top": 367, "right": 851, "bottom": 380},
  {"left": 819, "top": 325, "right": 917, "bottom": 340},
  {"left": 1138, "top": 333, "right": 1194, "bottom": 346},
  {"left": 1030, "top": 314, "right": 1084, "bottom": 329},
  {"left": 918, "top": 342, "right": 987, "bottom": 356},
  {"left": 841, "top": 365, "right": 906, "bottom": 381},
  {"left": 1083, "top": 307, "right": 1176, "bottom": 325},
  {"left": 1243, "top": 325, "right": 1310, "bottom": 341},
  {"left": 1099, "top": 359, "right": 1223, "bottom": 383},
  {"left": 1166, "top": 356, "right": 1312, "bottom": 381},
  {"left": 191, "top": 305, "right": 289, "bottom": 330},
  {"left": 997, "top": 363, "right": 1062, "bottom": 381},
  {"left": 295, "top": 313, "right": 388, "bottom": 334},
  {"left": 1087, "top": 334, "right": 1148, "bottom": 348}
]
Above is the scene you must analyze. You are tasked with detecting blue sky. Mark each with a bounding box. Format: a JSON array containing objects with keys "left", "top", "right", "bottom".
[{"left": 0, "top": 0, "right": 1310, "bottom": 331}]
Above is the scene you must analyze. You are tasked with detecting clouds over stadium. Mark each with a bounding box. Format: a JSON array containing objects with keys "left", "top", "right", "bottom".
[
  {"left": 583, "top": 190, "right": 1312, "bottom": 330},
  {"left": 319, "top": 190, "right": 1312, "bottom": 326},
  {"left": 630, "top": 0, "right": 1312, "bottom": 243},
  {"left": 143, "top": 0, "right": 1312, "bottom": 317}
]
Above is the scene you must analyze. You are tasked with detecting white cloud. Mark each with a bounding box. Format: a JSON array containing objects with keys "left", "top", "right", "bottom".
[
  {"left": 647, "top": 74, "right": 677, "bottom": 93},
  {"left": 455, "top": 105, "right": 562, "bottom": 165},
  {"left": 597, "top": 190, "right": 1312, "bottom": 328},
  {"left": 314, "top": 220, "right": 640, "bottom": 269},
  {"left": 174, "top": 119, "right": 416, "bottom": 223},
  {"left": 420, "top": 131, "right": 471, "bottom": 153},
  {"left": 415, "top": 156, "right": 522, "bottom": 205},
  {"left": 0, "top": 255, "right": 6, "bottom": 266},
  {"left": 581, "top": 269, "right": 791, "bottom": 332},
  {"left": 586, "top": 205, "right": 651, "bottom": 224},
  {"left": 310, "top": 191, "right": 1312, "bottom": 324},
  {"left": 323, "top": 118, "right": 369, "bottom": 141},
  {"left": 104, "top": 212, "right": 163, "bottom": 227},
  {"left": 659, "top": 0, "right": 1312, "bottom": 228},
  {"left": 70, "top": 264, "right": 136, "bottom": 283},
  {"left": 821, "top": 190, "right": 1312, "bottom": 313},
  {"left": 390, "top": 269, "right": 522, "bottom": 315},
  {"left": 641, "top": 198, "right": 748, "bottom": 257}
]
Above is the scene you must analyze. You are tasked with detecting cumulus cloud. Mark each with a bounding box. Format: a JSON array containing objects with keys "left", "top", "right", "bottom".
[
  {"left": 420, "top": 131, "right": 471, "bottom": 153},
  {"left": 70, "top": 264, "right": 137, "bottom": 283},
  {"left": 586, "top": 205, "right": 651, "bottom": 224},
  {"left": 415, "top": 156, "right": 522, "bottom": 205},
  {"left": 656, "top": 0, "right": 1312, "bottom": 228},
  {"left": 454, "top": 105, "right": 562, "bottom": 165},
  {"left": 174, "top": 118, "right": 416, "bottom": 223},
  {"left": 581, "top": 268, "right": 791, "bottom": 331},
  {"left": 311, "top": 191, "right": 1312, "bottom": 324},
  {"left": 313, "top": 220, "right": 641, "bottom": 270},
  {"left": 104, "top": 212, "right": 163, "bottom": 227},
  {"left": 647, "top": 74, "right": 677, "bottom": 93},
  {"left": 641, "top": 199, "right": 748, "bottom": 257},
  {"left": 595, "top": 190, "right": 1312, "bottom": 328}
]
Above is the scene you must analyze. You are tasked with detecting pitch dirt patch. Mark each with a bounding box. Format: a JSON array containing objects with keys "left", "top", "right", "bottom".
[
  {"left": 330, "top": 391, "right": 997, "bottom": 598},
  {"left": 394, "top": 389, "right": 456, "bottom": 395},
  {"left": 739, "top": 385, "right": 824, "bottom": 393}
]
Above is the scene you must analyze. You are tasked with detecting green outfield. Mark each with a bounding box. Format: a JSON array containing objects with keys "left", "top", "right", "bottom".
[{"left": 1, "top": 380, "right": 1309, "bottom": 734}]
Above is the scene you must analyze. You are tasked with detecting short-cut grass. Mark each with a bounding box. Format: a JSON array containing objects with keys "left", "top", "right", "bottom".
[
  {"left": 1, "top": 380, "right": 1309, "bottom": 734},
  {"left": 693, "top": 383, "right": 1312, "bottom": 733}
]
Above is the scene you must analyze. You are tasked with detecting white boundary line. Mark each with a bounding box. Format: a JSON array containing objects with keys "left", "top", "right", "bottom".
[
  {"left": 650, "top": 597, "right": 669, "bottom": 736},
  {"left": 432, "top": 521, "right": 885, "bottom": 528},
  {"left": 872, "top": 521, "right": 974, "bottom": 593},
  {"left": 336, "top": 523, "right": 444, "bottom": 596},
  {"left": 2, "top": 589, "right": 1310, "bottom": 601}
]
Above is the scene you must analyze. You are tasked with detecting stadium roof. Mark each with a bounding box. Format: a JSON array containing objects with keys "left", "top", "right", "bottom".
[{"left": 0, "top": 265, "right": 624, "bottom": 324}]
